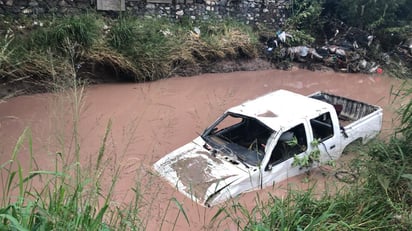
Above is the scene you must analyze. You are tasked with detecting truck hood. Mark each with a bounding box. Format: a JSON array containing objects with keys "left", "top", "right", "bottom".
[{"left": 153, "top": 137, "right": 248, "bottom": 206}]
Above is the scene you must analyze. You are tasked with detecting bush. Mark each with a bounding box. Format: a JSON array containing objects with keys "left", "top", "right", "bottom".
[
  {"left": 323, "top": 0, "right": 412, "bottom": 50},
  {"left": 29, "top": 14, "right": 103, "bottom": 54}
]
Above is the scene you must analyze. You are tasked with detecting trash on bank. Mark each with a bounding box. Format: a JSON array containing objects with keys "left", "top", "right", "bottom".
[
  {"left": 287, "top": 46, "right": 323, "bottom": 60},
  {"left": 263, "top": 26, "right": 411, "bottom": 75},
  {"left": 277, "top": 31, "right": 293, "bottom": 43}
]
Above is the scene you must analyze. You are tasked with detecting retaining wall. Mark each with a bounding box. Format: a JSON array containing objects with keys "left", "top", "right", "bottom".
[{"left": 0, "top": 0, "right": 291, "bottom": 28}]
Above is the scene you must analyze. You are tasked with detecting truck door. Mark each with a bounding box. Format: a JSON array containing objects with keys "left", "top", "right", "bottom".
[
  {"left": 309, "top": 112, "right": 341, "bottom": 162},
  {"left": 260, "top": 122, "right": 311, "bottom": 187}
]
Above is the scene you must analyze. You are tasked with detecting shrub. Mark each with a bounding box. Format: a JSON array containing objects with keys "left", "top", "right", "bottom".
[{"left": 29, "top": 13, "right": 103, "bottom": 54}]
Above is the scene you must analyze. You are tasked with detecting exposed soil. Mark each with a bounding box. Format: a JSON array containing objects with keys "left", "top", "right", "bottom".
[{"left": 0, "top": 67, "right": 405, "bottom": 230}]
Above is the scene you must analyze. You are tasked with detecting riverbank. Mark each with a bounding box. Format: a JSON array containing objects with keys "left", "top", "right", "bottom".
[{"left": 1, "top": 12, "right": 411, "bottom": 101}]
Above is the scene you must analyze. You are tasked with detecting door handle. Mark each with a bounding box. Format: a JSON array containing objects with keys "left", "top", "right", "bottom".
[{"left": 330, "top": 145, "right": 336, "bottom": 149}]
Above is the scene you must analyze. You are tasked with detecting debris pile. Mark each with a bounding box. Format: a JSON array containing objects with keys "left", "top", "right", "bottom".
[{"left": 264, "top": 27, "right": 412, "bottom": 76}]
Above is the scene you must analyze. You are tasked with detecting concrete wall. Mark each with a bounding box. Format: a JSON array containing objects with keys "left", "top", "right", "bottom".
[{"left": 0, "top": 0, "right": 290, "bottom": 28}]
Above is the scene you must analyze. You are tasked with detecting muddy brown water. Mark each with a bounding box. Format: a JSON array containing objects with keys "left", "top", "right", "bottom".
[{"left": 0, "top": 68, "right": 405, "bottom": 230}]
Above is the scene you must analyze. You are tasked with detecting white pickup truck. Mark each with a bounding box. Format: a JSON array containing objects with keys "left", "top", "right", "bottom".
[{"left": 153, "top": 90, "right": 383, "bottom": 207}]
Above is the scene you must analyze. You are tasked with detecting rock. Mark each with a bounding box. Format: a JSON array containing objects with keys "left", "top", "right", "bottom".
[
  {"left": 76, "top": 2, "right": 89, "bottom": 8},
  {"left": 146, "top": 4, "right": 155, "bottom": 9},
  {"left": 58, "top": 7, "right": 67, "bottom": 13},
  {"left": 218, "top": 0, "right": 227, "bottom": 6},
  {"left": 48, "top": 7, "right": 58, "bottom": 13},
  {"left": 11, "top": 6, "right": 20, "bottom": 13},
  {"left": 29, "top": 0, "right": 38, "bottom": 7},
  {"left": 5, "top": 0, "right": 13, "bottom": 6},
  {"left": 22, "top": 8, "right": 33, "bottom": 14},
  {"left": 176, "top": 10, "right": 184, "bottom": 16},
  {"left": 34, "top": 7, "right": 45, "bottom": 14},
  {"left": 58, "top": 0, "right": 67, "bottom": 7}
]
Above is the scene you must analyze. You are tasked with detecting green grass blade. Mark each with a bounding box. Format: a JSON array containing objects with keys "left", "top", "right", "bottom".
[
  {"left": 401, "top": 174, "right": 412, "bottom": 181},
  {"left": 96, "top": 119, "right": 112, "bottom": 171},
  {"left": 11, "top": 128, "right": 29, "bottom": 162},
  {"left": 17, "top": 162, "right": 23, "bottom": 200},
  {"left": 210, "top": 206, "right": 228, "bottom": 225},
  {"left": 0, "top": 213, "right": 29, "bottom": 231},
  {"left": 93, "top": 204, "right": 109, "bottom": 228},
  {"left": 171, "top": 197, "right": 190, "bottom": 226},
  {"left": 28, "top": 170, "right": 66, "bottom": 177},
  {"left": 6, "top": 171, "right": 16, "bottom": 197}
]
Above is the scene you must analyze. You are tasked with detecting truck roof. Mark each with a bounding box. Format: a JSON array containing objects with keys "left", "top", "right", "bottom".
[{"left": 228, "top": 89, "right": 333, "bottom": 131}]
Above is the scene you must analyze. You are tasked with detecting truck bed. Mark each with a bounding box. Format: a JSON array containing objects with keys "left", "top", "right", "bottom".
[{"left": 309, "top": 92, "right": 381, "bottom": 127}]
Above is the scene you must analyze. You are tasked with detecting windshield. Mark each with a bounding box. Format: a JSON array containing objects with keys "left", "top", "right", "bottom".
[{"left": 201, "top": 113, "right": 275, "bottom": 166}]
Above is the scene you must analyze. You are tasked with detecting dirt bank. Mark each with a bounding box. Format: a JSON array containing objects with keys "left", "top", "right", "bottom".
[{"left": 0, "top": 68, "right": 404, "bottom": 230}]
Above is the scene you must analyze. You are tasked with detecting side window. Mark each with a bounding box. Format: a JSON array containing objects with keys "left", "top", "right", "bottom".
[
  {"left": 267, "top": 124, "right": 308, "bottom": 169},
  {"left": 310, "top": 112, "right": 334, "bottom": 141}
]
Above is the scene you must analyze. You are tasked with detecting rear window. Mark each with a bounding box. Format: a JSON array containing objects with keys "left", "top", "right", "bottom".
[{"left": 310, "top": 112, "right": 334, "bottom": 141}]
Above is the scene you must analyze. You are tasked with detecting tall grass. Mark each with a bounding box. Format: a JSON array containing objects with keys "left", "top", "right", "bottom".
[
  {"left": 29, "top": 13, "right": 103, "bottom": 54},
  {"left": 107, "top": 16, "right": 178, "bottom": 81},
  {"left": 0, "top": 122, "right": 118, "bottom": 230},
  {"left": 0, "top": 13, "right": 104, "bottom": 93},
  {"left": 0, "top": 46, "right": 113, "bottom": 229},
  {"left": 1, "top": 13, "right": 259, "bottom": 87},
  {"left": 365, "top": 86, "right": 412, "bottom": 214},
  {"left": 0, "top": 31, "right": 15, "bottom": 68},
  {"left": 213, "top": 181, "right": 400, "bottom": 230},
  {"left": 0, "top": 53, "right": 188, "bottom": 230},
  {"left": 187, "top": 17, "right": 259, "bottom": 59}
]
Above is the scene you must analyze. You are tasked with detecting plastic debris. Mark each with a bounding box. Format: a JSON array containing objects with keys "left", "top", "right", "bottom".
[
  {"left": 367, "top": 35, "right": 374, "bottom": 46},
  {"left": 376, "top": 68, "right": 383, "bottom": 74},
  {"left": 276, "top": 31, "right": 293, "bottom": 43},
  {"left": 287, "top": 46, "right": 323, "bottom": 59},
  {"left": 263, "top": 26, "right": 410, "bottom": 75},
  {"left": 368, "top": 65, "right": 379, "bottom": 73},
  {"left": 193, "top": 27, "right": 201, "bottom": 36}
]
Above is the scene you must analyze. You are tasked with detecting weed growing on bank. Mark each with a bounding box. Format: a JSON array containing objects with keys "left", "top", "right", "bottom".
[
  {"left": 28, "top": 13, "right": 103, "bottom": 54},
  {"left": 213, "top": 184, "right": 399, "bottom": 230}
]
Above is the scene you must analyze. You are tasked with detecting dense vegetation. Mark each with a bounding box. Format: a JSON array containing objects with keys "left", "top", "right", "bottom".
[
  {"left": 288, "top": 0, "right": 412, "bottom": 45},
  {"left": 0, "top": 0, "right": 412, "bottom": 230},
  {"left": 0, "top": 14, "right": 258, "bottom": 90}
]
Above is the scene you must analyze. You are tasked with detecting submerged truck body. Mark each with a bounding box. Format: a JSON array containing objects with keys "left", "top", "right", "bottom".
[{"left": 153, "top": 90, "right": 383, "bottom": 207}]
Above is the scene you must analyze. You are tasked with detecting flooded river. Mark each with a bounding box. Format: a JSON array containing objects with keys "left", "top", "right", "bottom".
[{"left": 0, "top": 69, "right": 405, "bottom": 230}]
